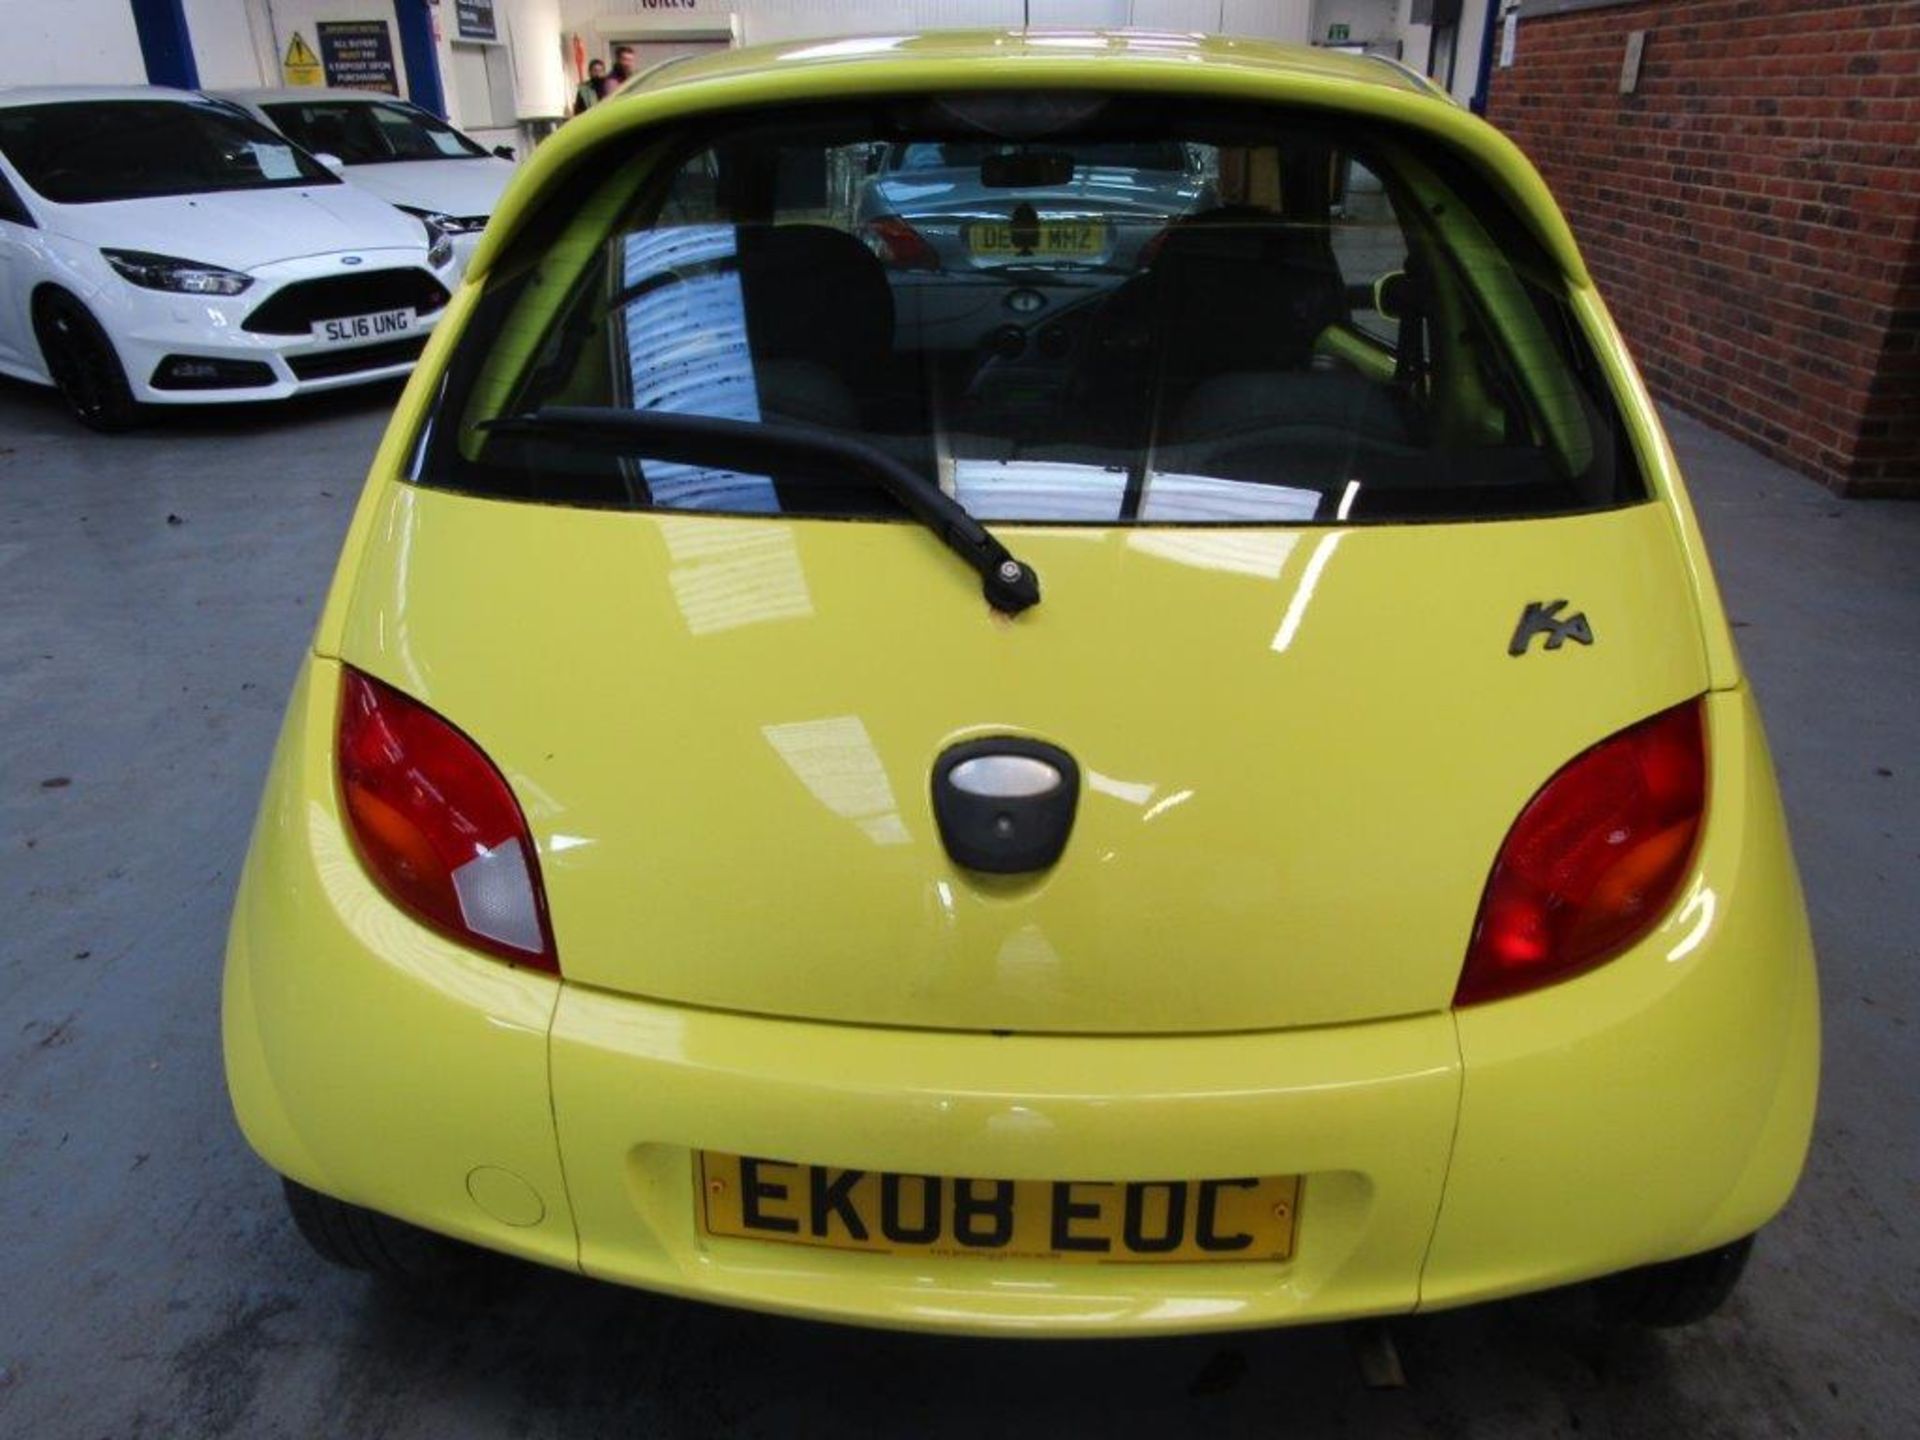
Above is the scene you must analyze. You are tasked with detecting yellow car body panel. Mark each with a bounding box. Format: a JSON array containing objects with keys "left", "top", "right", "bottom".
[
  {"left": 550, "top": 993, "right": 1461, "bottom": 1332},
  {"left": 224, "top": 667, "right": 1814, "bottom": 1333},
  {"left": 1425, "top": 686, "right": 1818, "bottom": 1307},
  {"left": 227, "top": 29, "right": 1817, "bottom": 1334},
  {"left": 333, "top": 487, "right": 1707, "bottom": 1034},
  {"left": 222, "top": 657, "right": 578, "bottom": 1269}
]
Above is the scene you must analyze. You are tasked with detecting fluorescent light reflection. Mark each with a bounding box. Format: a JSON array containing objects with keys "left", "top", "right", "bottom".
[
  {"left": 1139, "top": 471, "right": 1319, "bottom": 522},
  {"left": 621, "top": 226, "right": 776, "bottom": 513},
  {"left": 1125, "top": 530, "right": 1299, "bottom": 579},
  {"left": 1141, "top": 788, "right": 1194, "bottom": 823},
  {"left": 1271, "top": 533, "right": 1343, "bottom": 653},
  {"left": 1087, "top": 770, "right": 1156, "bottom": 806},
  {"left": 659, "top": 516, "right": 813, "bottom": 635},
  {"left": 762, "top": 716, "right": 910, "bottom": 845},
  {"left": 781, "top": 35, "right": 907, "bottom": 60},
  {"left": 1665, "top": 880, "right": 1718, "bottom": 963}
]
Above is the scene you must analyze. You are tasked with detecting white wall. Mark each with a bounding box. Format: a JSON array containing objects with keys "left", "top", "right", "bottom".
[
  {"left": 1449, "top": 0, "right": 1496, "bottom": 106},
  {"left": 184, "top": 0, "right": 278, "bottom": 87},
  {"left": 1221, "top": 0, "right": 1311, "bottom": 41},
  {"left": 503, "top": 0, "right": 569, "bottom": 118},
  {"left": 556, "top": 0, "right": 1314, "bottom": 49},
  {"left": 0, "top": 0, "right": 146, "bottom": 86},
  {"left": 1130, "top": 0, "right": 1312, "bottom": 39},
  {"left": 1309, "top": 0, "right": 1398, "bottom": 46},
  {"left": 1394, "top": 0, "right": 1432, "bottom": 74},
  {"left": 741, "top": 1, "right": 1014, "bottom": 44}
]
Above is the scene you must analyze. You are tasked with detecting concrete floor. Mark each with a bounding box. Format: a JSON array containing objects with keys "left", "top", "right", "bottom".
[{"left": 0, "top": 376, "right": 1914, "bottom": 1439}]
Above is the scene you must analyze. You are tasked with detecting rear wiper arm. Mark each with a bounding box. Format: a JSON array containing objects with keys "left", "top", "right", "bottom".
[{"left": 480, "top": 406, "right": 1040, "bottom": 615}]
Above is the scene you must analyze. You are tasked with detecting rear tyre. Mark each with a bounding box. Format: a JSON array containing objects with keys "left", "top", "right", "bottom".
[
  {"left": 33, "top": 291, "right": 143, "bottom": 433},
  {"left": 1593, "top": 1236, "right": 1754, "bottom": 1328},
  {"left": 282, "top": 1178, "right": 486, "bottom": 1292}
]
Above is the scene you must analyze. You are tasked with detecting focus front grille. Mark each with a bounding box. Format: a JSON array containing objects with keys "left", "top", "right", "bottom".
[
  {"left": 243, "top": 269, "right": 450, "bottom": 336},
  {"left": 287, "top": 334, "right": 428, "bottom": 381}
]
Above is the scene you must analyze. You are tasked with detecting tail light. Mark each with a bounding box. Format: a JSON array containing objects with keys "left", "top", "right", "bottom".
[
  {"left": 1456, "top": 699, "right": 1706, "bottom": 1007},
  {"left": 336, "top": 667, "right": 558, "bottom": 973},
  {"left": 862, "top": 215, "right": 939, "bottom": 270}
]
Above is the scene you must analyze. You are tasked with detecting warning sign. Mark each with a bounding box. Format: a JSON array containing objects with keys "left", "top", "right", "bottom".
[
  {"left": 316, "top": 20, "right": 400, "bottom": 96},
  {"left": 282, "top": 32, "right": 323, "bottom": 87}
]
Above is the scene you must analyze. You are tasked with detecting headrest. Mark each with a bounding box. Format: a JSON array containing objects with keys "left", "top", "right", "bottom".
[{"left": 733, "top": 224, "right": 893, "bottom": 376}]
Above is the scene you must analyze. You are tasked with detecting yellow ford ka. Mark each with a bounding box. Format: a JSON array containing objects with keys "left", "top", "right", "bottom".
[{"left": 223, "top": 31, "right": 1819, "bottom": 1334}]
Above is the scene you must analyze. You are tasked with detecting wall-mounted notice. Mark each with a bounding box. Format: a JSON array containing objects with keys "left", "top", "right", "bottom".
[
  {"left": 317, "top": 21, "right": 400, "bottom": 96},
  {"left": 456, "top": 2, "right": 499, "bottom": 42}
]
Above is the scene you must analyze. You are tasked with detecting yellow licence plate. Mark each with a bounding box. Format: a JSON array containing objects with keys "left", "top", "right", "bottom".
[
  {"left": 968, "top": 221, "right": 1107, "bottom": 257},
  {"left": 696, "top": 1153, "right": 1299, "bottom": 1263}
]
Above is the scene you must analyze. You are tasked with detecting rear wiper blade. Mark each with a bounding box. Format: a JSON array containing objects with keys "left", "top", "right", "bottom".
[{"left": 480, "top": 406, "right": 1040, "bottom": 615}]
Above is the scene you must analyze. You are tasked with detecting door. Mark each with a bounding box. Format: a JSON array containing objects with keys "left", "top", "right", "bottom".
[{"left": 0, "top": 166, "right": 37, "bottom": 371}]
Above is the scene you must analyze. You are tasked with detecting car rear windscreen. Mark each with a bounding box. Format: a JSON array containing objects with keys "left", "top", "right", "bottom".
[{"left": 417, "top": 93, "right": 1647, "bottom": 526}]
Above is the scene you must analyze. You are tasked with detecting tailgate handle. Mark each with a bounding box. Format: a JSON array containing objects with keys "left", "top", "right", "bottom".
[{"left": 932, "top": 738, "right": 1080, "bottom": 874}]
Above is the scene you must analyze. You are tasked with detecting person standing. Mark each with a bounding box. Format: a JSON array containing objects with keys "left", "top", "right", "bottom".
[
  {"left": 609, "top": 45, "right": 638, "bottom": 86},
  {"left": 573, "top": 58, "right": 607, "bottom": 115}
]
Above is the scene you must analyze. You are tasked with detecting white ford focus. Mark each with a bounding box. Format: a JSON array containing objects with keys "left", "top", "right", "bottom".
[
  {"left": 215, "top": 88, "right": 515, "bottom": 272},
  {"left": 0, "top": 87, "right": 459, "bottom": 430}
]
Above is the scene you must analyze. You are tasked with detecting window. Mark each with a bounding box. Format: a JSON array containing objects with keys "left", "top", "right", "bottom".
[
  {"left": 1329, "top": 158, "right": 1407, "bottom": 348},
  {"left": 0, "top": 101, "right": 336, "bottom": 204},
  {"left": 419, "top": 94, "right": 1644, "bottom": 526},
  {"left": 0, "top": 168, "right": 32, "bottom": 226}
]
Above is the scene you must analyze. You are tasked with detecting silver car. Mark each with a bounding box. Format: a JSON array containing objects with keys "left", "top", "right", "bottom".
[{"left": 853, "top": 140, "right": 1213, "bottom": 353}]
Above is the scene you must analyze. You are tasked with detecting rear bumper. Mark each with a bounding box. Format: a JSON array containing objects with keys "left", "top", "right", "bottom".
[
  {"left": 547, "top": 990, "right": 1455, "bottom": 1333},
  {"left": 224, "top": 665, "right": 1817, "bottom": 1335}
]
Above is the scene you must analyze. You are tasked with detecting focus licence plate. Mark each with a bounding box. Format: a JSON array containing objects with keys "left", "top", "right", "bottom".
[
  {"left": 968, "top": 221, "right": 1106, "bottom": 257},
  {"left": 314, "top": 308, "right": 414, "bottom": 344},
  {"left": 696, "top": 1153, "right": 1299, "bottom": 1263}
]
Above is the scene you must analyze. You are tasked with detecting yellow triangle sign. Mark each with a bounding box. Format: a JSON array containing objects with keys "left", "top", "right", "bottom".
[{"left": 283, "top": 31, "right": 323, "bottom": 87}]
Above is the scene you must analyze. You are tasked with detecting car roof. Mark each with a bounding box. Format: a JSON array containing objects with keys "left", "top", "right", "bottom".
[
  {"left": 215, "top": 87, "right": 418, "bottom": 106},
  {"left": 621, "top": 29, "right": 1445, "bottom": 101},
  {"left": 0, "top": 84, "right": 210, "bottom": 109}
]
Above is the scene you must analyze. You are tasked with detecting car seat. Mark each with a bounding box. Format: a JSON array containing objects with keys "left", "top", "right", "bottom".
[
  {"left": 306, "top": 112, "right": 352, "bottom": 160},
  {"left": 732, "top": 224, "right": 895, "bottom": 429},
  {"left": 1146, "top": 206, "right": 1348, "bottom": 386}
]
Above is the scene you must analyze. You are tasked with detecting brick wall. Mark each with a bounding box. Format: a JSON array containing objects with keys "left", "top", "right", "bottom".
[{"left": 1486, "top": 0, "right": 1920, "bottom": 496}]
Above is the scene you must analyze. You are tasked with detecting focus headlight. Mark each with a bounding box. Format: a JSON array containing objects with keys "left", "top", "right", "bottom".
[
  {"left": 102, "top": 249, "right": 254, "bottom": 296},
  {"left": 426, "top": 223, "right": 455, "bottom": 270},
  {"left": 403, "top": 211, "right": 457, "bottom": 269}
]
